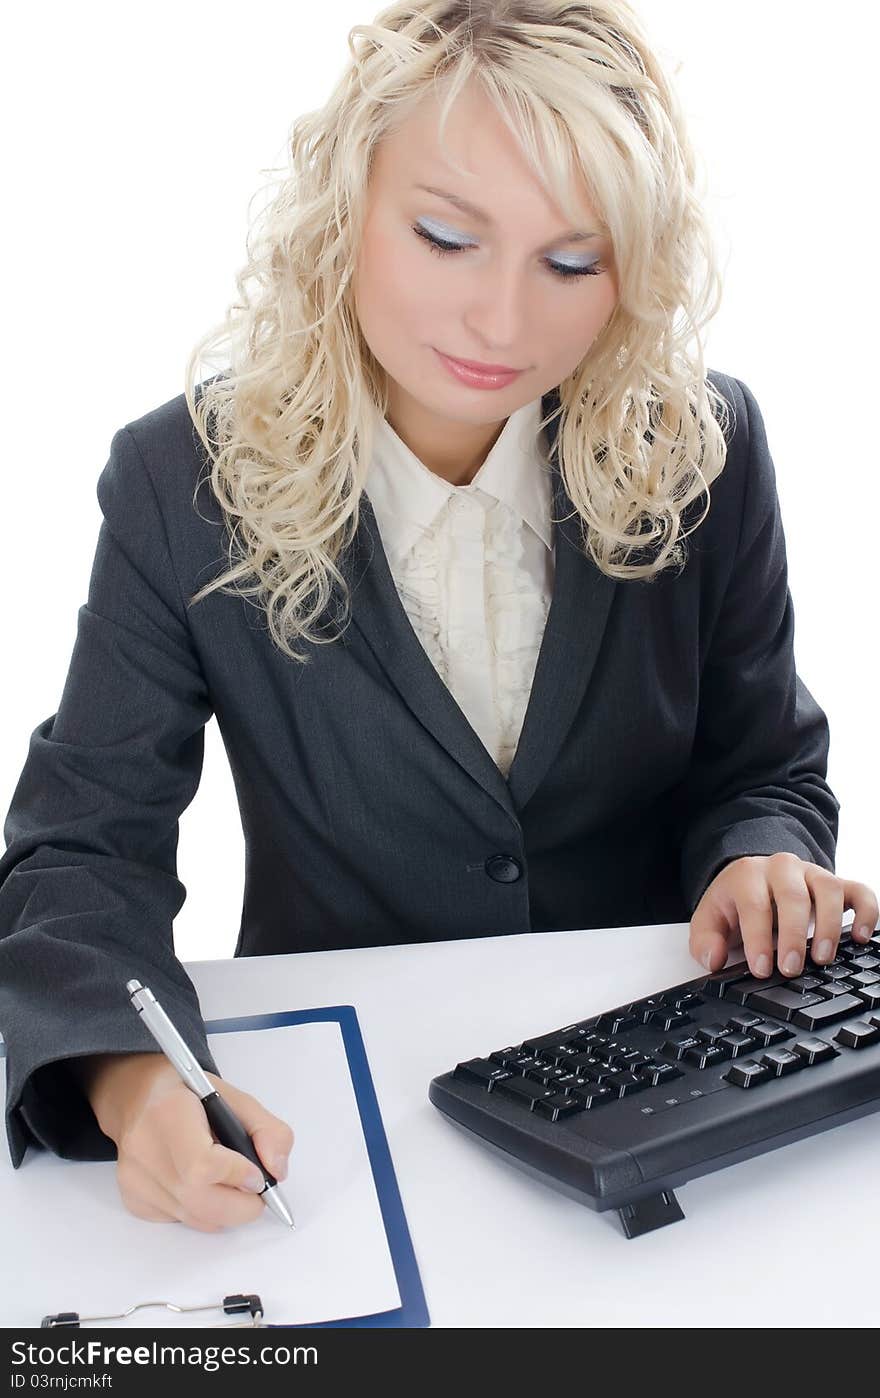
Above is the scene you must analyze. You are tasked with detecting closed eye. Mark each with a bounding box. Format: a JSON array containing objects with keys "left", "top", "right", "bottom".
[{"left": 411, "top": 221, "right": 604, "bottom": 280}]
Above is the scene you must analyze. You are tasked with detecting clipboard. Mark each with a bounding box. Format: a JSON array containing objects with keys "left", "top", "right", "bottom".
[{"left": 0, "top": 1005, "right": 430, "bottom": 1329}]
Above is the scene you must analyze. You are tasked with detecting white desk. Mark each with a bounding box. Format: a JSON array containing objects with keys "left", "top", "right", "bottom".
[{"left": 186, "top": 919, "right": 878, "bottom": 1327}]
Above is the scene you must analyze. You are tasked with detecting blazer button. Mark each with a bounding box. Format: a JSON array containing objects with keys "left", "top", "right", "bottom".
[{"left": 485, "top": 854, "right": 522, "bottom": 883}]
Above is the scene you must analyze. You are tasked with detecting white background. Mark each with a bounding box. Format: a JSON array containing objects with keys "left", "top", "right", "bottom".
[{"left": 1, "top": 1, "right": 876, "bottom": 963}]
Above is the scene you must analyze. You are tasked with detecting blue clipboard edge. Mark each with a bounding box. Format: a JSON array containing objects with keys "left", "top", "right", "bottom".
[{"left": 205, "top": 1004, "right": 430, "bottom": 1330}]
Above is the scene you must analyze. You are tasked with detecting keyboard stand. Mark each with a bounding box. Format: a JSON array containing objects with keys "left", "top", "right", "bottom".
[{"left": 618, "top": 1190, "right": 685, "bottom": 1238}]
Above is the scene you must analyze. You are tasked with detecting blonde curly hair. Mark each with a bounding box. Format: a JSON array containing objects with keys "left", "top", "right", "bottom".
[{"left": 184, "top": 0, "right": 732, "bottom": 662}]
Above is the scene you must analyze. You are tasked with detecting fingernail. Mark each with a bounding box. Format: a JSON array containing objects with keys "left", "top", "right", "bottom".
[
  {"left": 814, "top": 939, "right": 833, "bottom": 962},
  {"left": 783, "top": 950, "right": 801, "bottom": 975},
  {"left": 701, "top": 948, "right": 714, "bottom": 970},
  {"left": 243, "top": 1169, "right": 265, "bottom": 1193},
  {"left": 857, "top": 925, "right": 874, "bottom": 941},
  {"left": 272, "top": 1155, "right": 289, "bottom": 1182},
  {"left": 755, "top": 953, "right": 771, "bottom": 977}
]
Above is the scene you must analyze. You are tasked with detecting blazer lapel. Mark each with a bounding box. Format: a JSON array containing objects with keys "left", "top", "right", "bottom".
[
  {"left": 506, "top": 451, "right": 618, "bottom": 809},
  {"left": 342, "top": 492, "right": 517, "bottom": 821},
  {"left": 341, "top": 388, "right": 617, "bottom": 817}
]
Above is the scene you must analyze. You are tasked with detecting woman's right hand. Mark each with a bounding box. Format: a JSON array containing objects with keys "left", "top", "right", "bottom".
[{"left": 71, "top": 1052, "right": 294, "bottom": 1232}]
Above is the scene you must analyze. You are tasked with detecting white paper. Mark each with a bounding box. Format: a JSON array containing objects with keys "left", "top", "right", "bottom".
[{"left": 0, "top": 1020, "right": 402, "bottom": 1328}]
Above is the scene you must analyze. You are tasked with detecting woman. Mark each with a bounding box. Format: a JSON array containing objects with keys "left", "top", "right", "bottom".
[{"left": 0, "top": 0, "right": 875, "bottom": 1233}]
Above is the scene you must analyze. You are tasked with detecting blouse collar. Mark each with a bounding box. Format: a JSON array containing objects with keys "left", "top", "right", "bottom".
[{"left": 364, "top": 395, "right": 554, "bottom": 569}]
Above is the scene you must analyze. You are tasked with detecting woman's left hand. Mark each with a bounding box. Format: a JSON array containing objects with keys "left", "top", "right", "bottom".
[{"left": 689, "top": 853, "right": 879, "bottom": 978}]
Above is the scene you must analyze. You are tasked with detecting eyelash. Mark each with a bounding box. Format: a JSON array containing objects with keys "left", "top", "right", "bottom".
[{"left": 411, "top": 221, "right": 604, "bottom": 280}]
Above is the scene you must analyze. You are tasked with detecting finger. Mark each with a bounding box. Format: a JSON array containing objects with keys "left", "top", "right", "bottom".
[
  {"left": 209, "top": 1078, "right": 295, "bottom": 1183},
  {"left": 689, "top": 884, "right": 740, "bottom": 974},
  {"left": 165, "top": 1139, "right": 270, "bottom": 1231},
  {"left": 155, "top": 1089, "right": 270, "bottom": 1231},
  {"left": 773, "top": 868, "right": 814, "bottom": 976},
  {"left": 734, "top": 871, "right": 776, "bottom": 978},
  {"left": 804, "top": 869, "right": 845, "bottom": 965},
  {"left": 174, "top": 1144, "right": 271, "bottom": 1232},
  {"left": 842, "top": 881, "right": 880, "bottom": 944}
]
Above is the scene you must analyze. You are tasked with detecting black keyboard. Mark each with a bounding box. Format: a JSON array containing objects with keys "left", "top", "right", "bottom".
[{"left": 428, "top": 924, "right": 880, "bottom": 1238}]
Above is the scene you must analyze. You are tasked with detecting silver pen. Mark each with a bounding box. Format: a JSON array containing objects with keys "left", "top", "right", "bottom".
[{"left": 125, "top": 979, "right": 295, "bottom": 1229}]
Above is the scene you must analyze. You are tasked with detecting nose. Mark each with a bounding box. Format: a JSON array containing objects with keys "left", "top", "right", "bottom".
[{"left": 461, "top": 256, "right": 528, "bottom": 355}]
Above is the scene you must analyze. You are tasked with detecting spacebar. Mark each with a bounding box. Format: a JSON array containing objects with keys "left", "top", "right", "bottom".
[{"left": 791, "top": 994, "right": 865, "bottom": 1030}]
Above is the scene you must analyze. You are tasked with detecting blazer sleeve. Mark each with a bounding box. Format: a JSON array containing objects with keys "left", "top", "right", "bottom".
[
  {"left": 0, "top": 424, "right": 220, "bottom": 1169},
  {"left": 678, "top": 377, "right": 841, "bottom": 913}
]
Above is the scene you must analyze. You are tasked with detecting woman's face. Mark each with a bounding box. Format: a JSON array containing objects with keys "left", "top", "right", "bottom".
[{"left": 353, "top": 76, "right": 619, "bottom": 479}]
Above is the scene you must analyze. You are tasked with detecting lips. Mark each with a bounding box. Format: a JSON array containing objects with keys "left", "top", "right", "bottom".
[
  {"left": 432, "top": 347, "right": 525, "bottom": 390},
  {"left": 441, "top": 353, "right": 524, "bottom": 373}
]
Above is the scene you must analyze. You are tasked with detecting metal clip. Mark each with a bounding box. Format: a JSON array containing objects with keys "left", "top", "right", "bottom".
[{"left": 41, "top": 1292, "right": 265, "bottom": 1328}]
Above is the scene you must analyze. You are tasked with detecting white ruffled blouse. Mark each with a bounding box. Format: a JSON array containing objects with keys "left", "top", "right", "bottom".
[{"left": 364, "top": 396, "right": 556, "bottom": 777}]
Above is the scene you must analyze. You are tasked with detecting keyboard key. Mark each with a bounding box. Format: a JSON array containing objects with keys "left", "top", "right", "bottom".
[
  {"left": 578, "top": 1064, "right": 617, "bottom": 1085},
  {"left": 568, "top": 1084, "right": 615, "bottom": 1109},
  {"left": 556, "top": 1073, "right": 599, "bottom": 1093},
  {"left": 822, "top": 981, "right": 862, "bottom": 998},
  {"left": 725, "top": 1010, "right": 763, "bottom": 1031},
  {"left": 565, "top": 1028, "right": 607, "bottom": 1049},
  {"left": 761, "top": 1048, "right": 806, "bottom": 1076},
  {"left": 695, "top": 1022, "right": 733, "bottom": 1044},
  {"left": 604, "top": 1049, "right": 644, "bottom": 1070},
  {"left": 520, "top": 1030, "right": 580, "bottom": 1056},
  {"left": 791, "top": 993, "right": 866, "bottom": 1030},
  {"left": 603, "top": 1071, "right": 649, "bottom": 1097},
  {"left": 746, "top": 987, "right": 826, "bottom": 1021},
  {"left": 789, "top": 974, "right": 825, "bottom": 992},
  {"left": 847, "top": 970, "right": 880, "bottom": 987},
  {"left": 684, "top": 1043, "right": 731, "bottom": 1069},
  {"left": 530, "top": 1044, "right": 581, "bottom": 1067},
  {"left": 494, "top": 1077, "right": 557, "bottom": 1109},
  {"left": 595, "top": 1012, "right": 640, "bottom": 1034},
  {"left": 849, "top": 953, "right": 880, "bottom": 970},
  {"left": 834, "top": 1021, "right": 880, "bottom": 1049},
  {"left": 525, "top": 1065, "right": 569, "bottom": 1086},
  {"left": 636, "top": 1062, "right": 683, "bottom": 1086},
  {"left": 724, "top": 1059, "right": 774, "bottom": 1088},
  {"left": 534, "top": 1092, "right": 587, "bottom": 1121},
  {"left": 721, "top": 972, "right": 788, "bottom": 1004},
  {"left": 573, "top": 1032, "right": 609, "bottom": 1050},
  {"left": 668, "top": 992, "right": 704, "bottom": 1011},
  {"left": 700, "top": 967, "right": 771, "bottom": 999},
  {"left": 718, "top": 1031, "right": 758, "bottom": 1057},
  {"left": 566, "top": 1051, "right": 605, "bottom": 1073},
  {"left": 635, "top": 997, "right": 669, "bottom": 1015},
  {"left": 851, "top": 985, "right": 880, "bottom": 1011},
  {"left": 645, "top": 1009, "right": 692, "bottom": 1030},
  {"left": 748, "top": 1020, "right": 793, "bottom": 1046},
  {"left": 659, "top": 1033, "right": 703, "bottom": 1060},
  {"left": 791, "top": 1037, "right": 840, "bottom": 1065},
  {"left": 494, "top": 1052, "right": 539, "bottom": 1073},
  {"left": 454, "top": 1059, "right": 513, "bottom": 1089},
  {"left": 822, "top": 964, "right": 853, "bottom": 981}
]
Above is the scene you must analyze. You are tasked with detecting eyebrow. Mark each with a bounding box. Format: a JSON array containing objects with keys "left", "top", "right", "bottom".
[{"left": 413, "top": 183, "right": 606, "bottom": 244}]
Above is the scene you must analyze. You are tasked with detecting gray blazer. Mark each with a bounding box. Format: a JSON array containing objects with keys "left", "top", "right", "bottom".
[{"left": 0, "top": 372, "right": 839, "bottom": 1168}]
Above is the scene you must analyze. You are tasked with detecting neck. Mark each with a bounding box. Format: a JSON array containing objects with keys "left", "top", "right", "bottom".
[{"left": 383, "top": 403, "right": 509, "bottom": 487}]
